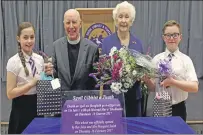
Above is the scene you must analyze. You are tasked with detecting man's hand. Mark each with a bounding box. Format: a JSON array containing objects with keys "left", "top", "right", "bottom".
[{"left": 44, "top": 63, "right": 53, "bottom": 75}]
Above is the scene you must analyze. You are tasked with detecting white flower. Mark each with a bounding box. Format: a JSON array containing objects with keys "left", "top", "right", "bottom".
[
  {"left": 111, "top": 46, "right": 117, "bottom": 52},
  {"left": 121, "top": 89, "right": 128, "bottom": 93},
  {"left": 119, "top": 48, "right": 127, "bottom": 54},
  {"left": 110, "top": 82, "right": 121, "bottom": 94},
  {"left": 132, "top": 70, "right": 137, "bottom": 76},
  {"left": 126, "top": 77, "right": 131, "bottom": 82},
  {"left": 109, "top": 46, "right": 117, "bottom": 56},
  {"left": 111, "top": 82, "right": 117, "bottom": 89},
  {"left": 124, "top": 83, "right": 130, "bottom": 89},
  {"left": 116, "top": 83, "right": 122, "bottom": 89},
  {"left": 119, "top": 48, "right": 128, "bottom": 58},
  {"left": 125, "top": 65, "right": 131, "bottom": 73}
]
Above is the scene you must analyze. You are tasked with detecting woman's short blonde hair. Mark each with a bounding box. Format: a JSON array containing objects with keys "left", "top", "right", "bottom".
[{"left": 112, "top": 1, "right": 136, "bottom": 23}]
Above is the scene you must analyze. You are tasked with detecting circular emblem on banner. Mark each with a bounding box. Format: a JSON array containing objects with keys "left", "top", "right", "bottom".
[{"left": 85, "top": 23, "right": 112, "bottom": 48}]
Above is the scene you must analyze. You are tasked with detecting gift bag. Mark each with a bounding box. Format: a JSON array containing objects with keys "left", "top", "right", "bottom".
[
  {"left": 152, "top": 80, "right": 172, "bottom": 117},
  {"left": 36, "top": 80, "right": 62, "bottom": 116}
]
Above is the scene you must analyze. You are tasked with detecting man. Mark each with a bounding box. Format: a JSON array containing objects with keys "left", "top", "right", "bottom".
[
  {"left": 143, "top": 20, "right": 199, "bottom": 121},
  {"left": 45, "top": 9, "right": 99, "bottom": 91}
]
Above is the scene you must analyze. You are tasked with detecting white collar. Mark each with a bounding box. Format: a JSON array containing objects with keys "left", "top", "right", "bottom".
[
  {"left": 21, "top": 50, "right": 34, "bottom": 62},
  {"left": 165, "top": 48, "right": 180, "bottom": 58},
  {"left": 67, "top": 36, "right": 80, "bottom": 45}
]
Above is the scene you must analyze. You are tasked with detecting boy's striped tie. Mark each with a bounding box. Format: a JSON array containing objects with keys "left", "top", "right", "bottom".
[
  {"left": 29, "top": 57, "right": 37, "bottom": 77},
  {"left": 168, "top": 53, "right": 174, "bottom": 61}
]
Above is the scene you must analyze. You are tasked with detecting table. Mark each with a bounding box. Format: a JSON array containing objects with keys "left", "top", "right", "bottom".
[{"left": 22, "top": 116, "right": 195, "bottom": 134}]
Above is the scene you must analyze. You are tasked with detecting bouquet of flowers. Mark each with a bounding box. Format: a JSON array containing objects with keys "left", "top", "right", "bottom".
[{"left": 89, "top": 46, "right": 157, "bottom": 94}]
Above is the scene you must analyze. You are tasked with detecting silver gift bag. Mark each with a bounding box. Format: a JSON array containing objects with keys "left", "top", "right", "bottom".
[
  {"left": 36, "top": 80, "right": 62, "bottom": 116},
  {"left": 153, "top": 80, "right": 172, "bottom": 117}
]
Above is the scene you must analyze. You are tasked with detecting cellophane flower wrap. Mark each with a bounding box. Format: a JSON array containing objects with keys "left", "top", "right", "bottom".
[
  {"left": 153, "top": 56, "right": 176, "bottom": 117},
  {"left": 89, "top": 46, "right": 157, "bottom": 94},
  {"left": 154, "top": 55, "right": 184, "bottom": 99}
]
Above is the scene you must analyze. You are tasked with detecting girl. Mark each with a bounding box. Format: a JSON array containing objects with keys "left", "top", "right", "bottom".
[{"left": 6, "top": 22, "right": 44, "bottom": 133}]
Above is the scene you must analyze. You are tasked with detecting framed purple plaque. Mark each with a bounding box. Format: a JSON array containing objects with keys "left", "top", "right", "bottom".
[{"left": 60, "top": 90, "right": 126, "bottom": 134}]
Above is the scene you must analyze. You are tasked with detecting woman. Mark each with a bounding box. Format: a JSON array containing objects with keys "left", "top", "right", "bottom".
[
  {"left": 6, "top": 22, "right": 44, "bottom": 133},
  {"left": 102, "top": 1, "right": 144, "bottom": 117}
]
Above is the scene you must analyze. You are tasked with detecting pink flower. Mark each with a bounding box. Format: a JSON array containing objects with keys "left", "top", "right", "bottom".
[
  {"left": 113, "top": 54, "right": 118, "bottom": 60},
  {"left": 112, "top": 61, "right": 123, "bottom": 80}
]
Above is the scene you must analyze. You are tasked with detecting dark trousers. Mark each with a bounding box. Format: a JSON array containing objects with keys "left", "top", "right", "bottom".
[
  {"left": 141, "top": 93, "right": 148, "bottom": 116},
  {"left": 124, "top": 89, "right": 141, "bottom": 117},
  {"left": 172, "top": 101, "right": 187, "bottom": 121}
]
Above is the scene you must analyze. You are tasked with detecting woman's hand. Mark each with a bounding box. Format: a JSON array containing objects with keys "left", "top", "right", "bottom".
[
  {"left": 140, "top": 74, "right": 156, "bottom": 92},
  {"left": 141, "top": 74, "right": 151, "bottom": 83}
]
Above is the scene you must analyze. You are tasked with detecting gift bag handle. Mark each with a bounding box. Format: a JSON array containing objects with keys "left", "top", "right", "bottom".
[{"left": 47, "top": 57, "right": 55, "bottom": 79}]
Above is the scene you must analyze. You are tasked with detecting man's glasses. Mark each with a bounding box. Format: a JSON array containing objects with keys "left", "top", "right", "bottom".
[{"left": 163, "top": 33, "right": 180, "bottom": 39}]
